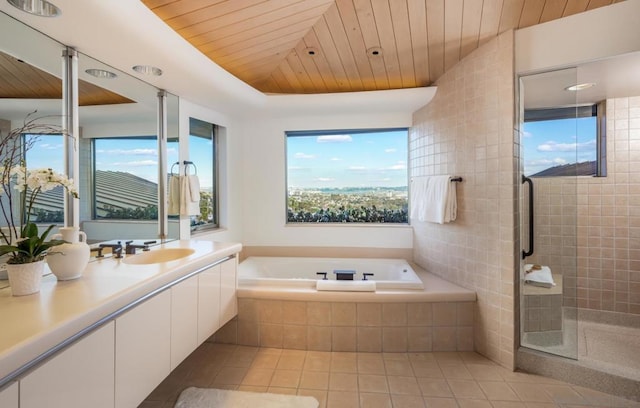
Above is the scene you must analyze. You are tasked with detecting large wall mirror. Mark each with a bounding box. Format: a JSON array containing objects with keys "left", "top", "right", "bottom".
[{"left": 0, "top": 11, "right": 180, "bottom": 246}]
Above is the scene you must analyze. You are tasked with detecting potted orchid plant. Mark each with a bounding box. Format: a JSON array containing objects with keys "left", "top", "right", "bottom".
[{"left": 0, "top": 113, "right": 77, "bottom": 295}]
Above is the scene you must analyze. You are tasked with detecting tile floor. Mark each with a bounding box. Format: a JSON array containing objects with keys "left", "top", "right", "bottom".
[{"left": 140, "top": 341, "right": 640, "bottom": 408}]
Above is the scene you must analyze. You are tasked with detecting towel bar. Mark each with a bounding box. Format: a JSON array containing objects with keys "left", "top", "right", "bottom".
[
  {"left": 183, "top": 160, "right": 197, "bottom": 175},
  {"left": 411, "top": 176, "right": 463, "bottom": 182}
]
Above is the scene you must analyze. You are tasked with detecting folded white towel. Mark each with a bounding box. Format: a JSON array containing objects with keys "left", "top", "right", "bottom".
[
  {"left": 188, "top": 175, "right": 200, "bottom": 203},
  {"left": 411, "top": 175, "right": 457, "bottom": 224},
  {"left": 168, "top": 175, "right": 180, "bottom": 215},
  {"left": 524, "top": 264, "right": 556, "bottom": 288},
  {"left": 179, "top": 175, "right": 201, "bottom": 216},
  {"left": 316, "top": 280, "right": 376, "bottom": 292}
]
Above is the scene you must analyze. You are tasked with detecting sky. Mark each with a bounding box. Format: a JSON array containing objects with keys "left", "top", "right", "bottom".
[
  {"left": 522, "top": 116, "right": 596, "bottom": 176},
  {"left": 287, "top": 129, "right": 408, "bottom": 189},
  {"left": 25, "top": 135, "right": 212, "bottom": 189}
]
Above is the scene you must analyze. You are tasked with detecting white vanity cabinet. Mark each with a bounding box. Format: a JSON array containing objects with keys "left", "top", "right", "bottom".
[
  {"left": 115, "top": 291, "right": 171, "bottom": 408},
  {"left": 1, "top": 251, "right": 239, "bottom": 408},
  {"left": 220, "top": 257, "right": 238, "bottom": 326},
  {"left": 197, "top": 263, "right": 221, "bottom": 344},
  {"left": 0, "top": 382, "right": 18, "bottom": 408},
  {"left": 171, "top": 275, "right": 199, "bottom": 369},
  {"left": 20, "top": 322, "right": 115, "bottom": 408}
]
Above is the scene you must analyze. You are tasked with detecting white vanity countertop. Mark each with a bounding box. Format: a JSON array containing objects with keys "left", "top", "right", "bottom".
[{"left": 0, "top": 239, "right": 242, "bottom": 382}]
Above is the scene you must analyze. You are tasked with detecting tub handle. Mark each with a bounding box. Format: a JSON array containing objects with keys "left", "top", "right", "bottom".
[
  {"left": 363, "top": 273, "right": 374, "bottom": 281},
  {"left": 316, "top": 272, "right": 328, "bottom": 280}
]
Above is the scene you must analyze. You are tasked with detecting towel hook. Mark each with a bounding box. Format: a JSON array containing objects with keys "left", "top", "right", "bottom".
[
  {"left": 183, "top": 160, "right": 197, "bottom": 175},
  {"left": 170, "top": 161, "right": 179, "bottom": 176}
]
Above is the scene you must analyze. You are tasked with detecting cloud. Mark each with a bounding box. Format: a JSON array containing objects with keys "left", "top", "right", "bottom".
[
  {"left": 288, "top": 166, "right": 311, "bottom": 172},
  {"left": 316, "top": 135, "right": 352, "bottom": 143},
  {"left": 294, "top": 152, "right": 316, "bottom": 159},
  {"left": 385, "top": 148, "right": 397, "bottom": 153},
  {"left": 387, "top": 163, "right": 407, "bottom": 170},
  {"left": 384, "top": 161, "right": 406, "bottom": 170},
  {"left": 330, "top": 157, "right": 341, "bottom": 161},
  {"left": 38, "top": 143, "right": 64, "bottom": 150},
  {"left": 522, "top": 131, "right": 533, "bottom": 138},
  {"left": 112, "top": 160, "right": 157, "bottom": 167},
  {"left": 526, "top": 158, "right": 567, "bottom": 167},
  {"left": 537, "top": 139, "right": 596, "bottom": 152},
  {"left": 315, "top": 177, "right": 335, "bottom": 182},
  {"left": 347, "top": 166, "right": 367, "bottom": 171},
  {"left": 97, "top": 148, "right": 157, "bottom": 156}
]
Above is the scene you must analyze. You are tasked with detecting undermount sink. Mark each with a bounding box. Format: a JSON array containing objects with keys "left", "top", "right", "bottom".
[{"left": 122, "top": 248, "right": 196, "bottom": 265}]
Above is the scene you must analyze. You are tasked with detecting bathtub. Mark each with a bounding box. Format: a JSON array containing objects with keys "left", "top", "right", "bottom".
[{"left": 238, "top": 256, "right": 424, "bottom": 290}]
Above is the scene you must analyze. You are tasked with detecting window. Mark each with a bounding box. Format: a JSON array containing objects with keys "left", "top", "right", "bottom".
[
  {"left": 189, "top": 117, "right": 217, "bottom": 232},
  {"left": 92, "top": 137, "right": 159, "bottom": 220},
  {"left": 286, "top": 128, "right": 408, "bottom": 224},
  {"left": 23, "top": 133, "right": 65, "bottom": 223},
  {"left": 523, "top": 104, "right": 605, "bottom": 177}
]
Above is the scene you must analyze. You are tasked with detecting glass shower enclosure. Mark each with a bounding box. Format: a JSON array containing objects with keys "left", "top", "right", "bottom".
[{"left": 518, "top": 52, "right": 640, "bottom": 392}]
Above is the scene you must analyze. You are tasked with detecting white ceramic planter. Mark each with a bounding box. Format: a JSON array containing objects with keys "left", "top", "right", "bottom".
[
  {"left": 47, "top": 227, "right": 90, "bottom": 281},
  {"left": 6, "top": 260, "right": 44, "bottom": 296}
]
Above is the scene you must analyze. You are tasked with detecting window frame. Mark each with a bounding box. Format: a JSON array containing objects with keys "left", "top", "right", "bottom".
[
  {"left": 188, "top": 117, "right": 219, "bottom": 234},
  {"left": 285, "top": 127, "right": 410, "bottom": 225},
  {"left": 522, "top": 102, "right": 606, "bottom": 177}
]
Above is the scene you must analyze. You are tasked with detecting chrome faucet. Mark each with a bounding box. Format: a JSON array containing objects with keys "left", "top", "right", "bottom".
[
  {"left": 124, "top": 240, "right": 155, "bottom": 255},
  {"left": 99, "top": 242, "right": 123, "bottom": 259}
]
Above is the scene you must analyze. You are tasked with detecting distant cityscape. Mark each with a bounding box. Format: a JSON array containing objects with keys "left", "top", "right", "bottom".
[{"left": 287, "top": 186, "right": 408, "bottom": 223}]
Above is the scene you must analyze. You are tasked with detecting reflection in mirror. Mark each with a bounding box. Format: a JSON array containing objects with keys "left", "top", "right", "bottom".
[
  {"left": 77, "top": 52, "right": 180, "bottom": 243},
  {"left": 188, "top": 117, "right": 217, "bottom": 233},
  {"left": 0, "top": 12, "right": 65, "bottom": 229},
  {"left": 0, "top": 11, "right": 180, "bottom": 249}
]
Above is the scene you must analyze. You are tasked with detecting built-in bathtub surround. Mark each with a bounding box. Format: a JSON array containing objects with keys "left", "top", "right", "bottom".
[
  {"left": 214, "top": 266, "right": 476, "bottom": 353},
  {"left": 216, "top": 299, "right": 474, "bottom": 353},
  {"left": 410, "top": 30, "right": 517, "bottom": 369}
]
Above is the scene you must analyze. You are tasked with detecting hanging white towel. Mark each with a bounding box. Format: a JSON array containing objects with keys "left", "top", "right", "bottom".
[
  {"left": 168, "top": 174, "right": 180, "bottom": 215},
  {"left": 180, "top": 175, "right": 201, "bottom": 216},
  {"left": 411, "top": 175, "right": 457, "bottom": 224},
  {"left": 188, "top": 174, "right": 200, "bottom": 203},
  {"left": 410, "top": 177, "right": 428, "bottom": 221}
]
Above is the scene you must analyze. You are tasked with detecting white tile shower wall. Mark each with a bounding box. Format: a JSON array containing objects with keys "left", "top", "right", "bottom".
[{"left": 410, "top": 31, "right": 517, "bottom": 369}]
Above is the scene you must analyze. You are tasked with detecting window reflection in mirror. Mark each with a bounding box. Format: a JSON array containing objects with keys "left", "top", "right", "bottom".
[
  {"left": 77, "top": 52, "right": 180, "bottom": 243},
  {"left": 189, "top": 117, "right": 217, "bottom": 232},
  {"left": 24, "top": 133, "right": 65, "bottom": 223},
  {"left": 0, "top": 11, "right": 65, "bottom": 230}
]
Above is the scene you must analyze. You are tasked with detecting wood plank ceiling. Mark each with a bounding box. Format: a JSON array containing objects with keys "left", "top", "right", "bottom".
[{"left": 143, "top": 0, "right": 624, "bottom": 94}]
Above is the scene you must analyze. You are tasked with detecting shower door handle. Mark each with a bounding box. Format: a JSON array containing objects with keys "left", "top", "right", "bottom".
[{"left": 522, "top": 175, "right": 534, "bottom": 259}]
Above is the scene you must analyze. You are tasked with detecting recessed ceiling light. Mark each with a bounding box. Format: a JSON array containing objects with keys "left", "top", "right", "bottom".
[
  {"left": 132, "top": 65, "right": 163, "bottom": 76},
  {"left": 367, "top": 47, "right": 383, "bottom": 57},
  {"left": 7, "top": 0, "right": 61, "bottom": 17},
  {"left": 304, "top": 47, "right": 318, "bottom": 57},
  {"left": 85, "top": 68, "right": 117, "bottom": 79},
  {"left": 565, "top": 82, "right": 596, "bottom": 91}
]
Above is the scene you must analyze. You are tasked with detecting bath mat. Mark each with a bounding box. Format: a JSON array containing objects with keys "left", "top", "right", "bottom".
[{"left": 174, "top": 387, "right": 319, "bottom": 408}]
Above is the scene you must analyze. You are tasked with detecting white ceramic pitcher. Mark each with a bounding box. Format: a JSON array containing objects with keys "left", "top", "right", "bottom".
[{"left": 47, "top": 227, "right": 90, "bottom": 281}]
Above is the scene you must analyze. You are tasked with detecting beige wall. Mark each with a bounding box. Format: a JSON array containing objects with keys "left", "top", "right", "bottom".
[
  {"left": 528, "top": 96, "right": 640, "bottom": 316},
  {"left": 410, "top": 31, "right": 517, "bottom": 369}
]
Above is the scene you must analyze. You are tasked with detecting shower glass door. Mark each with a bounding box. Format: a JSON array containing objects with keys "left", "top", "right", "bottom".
[{"left": 519, "top": 67, "right": 582, "bottom": 359}]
